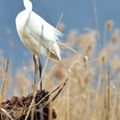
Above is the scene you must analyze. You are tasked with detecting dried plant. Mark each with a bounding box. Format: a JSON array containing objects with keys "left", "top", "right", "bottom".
[{"left": 0, "top": 13, "right": 120, "bottom": 120}]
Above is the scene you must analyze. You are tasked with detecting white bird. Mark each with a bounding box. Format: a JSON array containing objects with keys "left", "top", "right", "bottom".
[{"left": 15, "top": 0, "right": 62, "bottom": 90}]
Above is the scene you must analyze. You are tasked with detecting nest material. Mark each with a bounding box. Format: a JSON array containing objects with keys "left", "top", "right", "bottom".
[
  {"left": 0, "top": 78, "right": 68, "bottom": 120},
  {"left": 0, "top": 90, "right": 56, "bottom": 120}
]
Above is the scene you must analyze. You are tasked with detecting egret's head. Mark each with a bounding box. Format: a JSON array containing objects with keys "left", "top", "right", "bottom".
[{"left": 23, "top": 0, "right": 32, "bottom": 10}]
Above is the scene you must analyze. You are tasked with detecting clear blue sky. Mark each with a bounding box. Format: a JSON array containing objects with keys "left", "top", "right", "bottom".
[{"left": 0, "top": 0, "right": 120, "bottom": 68}]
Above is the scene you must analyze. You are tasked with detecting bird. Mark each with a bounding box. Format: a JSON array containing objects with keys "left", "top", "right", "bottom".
[{"left": 15, "top": 0, "right": 62, "bottom": 90}]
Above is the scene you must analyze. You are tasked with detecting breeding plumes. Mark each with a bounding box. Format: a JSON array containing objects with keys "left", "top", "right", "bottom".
[{"left": 15, "top": 0, "right": 62, "bottom": 89}]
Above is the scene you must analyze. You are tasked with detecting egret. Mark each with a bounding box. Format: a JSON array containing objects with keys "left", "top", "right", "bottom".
[{"left": 15, "top": 0, "right": 62, "bottom": 90}]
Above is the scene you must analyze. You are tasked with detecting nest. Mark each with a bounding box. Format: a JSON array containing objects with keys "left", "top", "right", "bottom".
[{"left": 0, "top": 78, "right": 68, "bottom": 120}]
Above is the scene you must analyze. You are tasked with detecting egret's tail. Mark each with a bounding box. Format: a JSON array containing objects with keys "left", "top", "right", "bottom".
[{"left": 49, "top": 51, "right": 61, "bottom": 61}]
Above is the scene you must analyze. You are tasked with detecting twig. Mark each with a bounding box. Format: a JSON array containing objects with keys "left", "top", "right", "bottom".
[
  {"left": 92, "top": 0, "right": 100, "bottom": 42},
  {"left": 25, "top": 91, "right": 37, "bottom": 120},
  {"left": 57, "top": 41, "right": 79, "bottom": 54},
  {"left": 36, "top": 78, "right": 68, "bottom": 107},
  {"left": 107, "top": 70, "right": 111, "bottom": 120},
  {"left": 0, "top": 59, "right": 9, "bottom": 102},
  {"left": 1, "top": 108, "right": 14, "bottom": 120},
  {"left": 41, "top": 78, "right": 68, "bottom": 108},
  {"left": 56, "top": 13, "right": 64, "bottom": 29}
]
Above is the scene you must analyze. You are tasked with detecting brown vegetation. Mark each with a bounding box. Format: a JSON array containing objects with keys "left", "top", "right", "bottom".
[{"left": 0, "top": 21, "right": 120, "bottom": 120}]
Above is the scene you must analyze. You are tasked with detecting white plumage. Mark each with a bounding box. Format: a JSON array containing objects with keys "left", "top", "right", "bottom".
[{"left": 16, "top": 0, "right": 62, "bottom": 60}]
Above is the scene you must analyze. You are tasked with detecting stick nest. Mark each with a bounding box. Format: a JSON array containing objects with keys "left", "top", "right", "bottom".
[{"left": 0, "top": 90, "right": 56, "bottom": 120}]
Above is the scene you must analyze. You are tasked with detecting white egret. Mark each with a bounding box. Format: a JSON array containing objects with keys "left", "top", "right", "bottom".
[{"left": 15, "top": 0, "right": 62, "bottom": 90}]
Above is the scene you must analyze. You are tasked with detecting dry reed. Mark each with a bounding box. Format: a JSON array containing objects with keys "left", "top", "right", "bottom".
[{"left": 0, "top": 18, "right": 120, "bottom": 120}]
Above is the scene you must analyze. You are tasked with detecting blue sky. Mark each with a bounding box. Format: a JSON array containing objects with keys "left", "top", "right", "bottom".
[{"left": 0, "top": 0, "right": 120, "bottom": 68}]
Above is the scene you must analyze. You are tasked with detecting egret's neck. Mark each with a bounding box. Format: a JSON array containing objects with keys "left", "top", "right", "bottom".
[
  {"left": 23, "top": 0, "right": 32, "bottom": 28},
  {"left": 23, "top": 0, "right": 32, "bottom": 11}
]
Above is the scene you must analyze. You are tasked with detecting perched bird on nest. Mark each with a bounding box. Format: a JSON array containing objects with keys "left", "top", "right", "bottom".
[{"left": 15, "top": 0, "right": 62, "bottom": 90}]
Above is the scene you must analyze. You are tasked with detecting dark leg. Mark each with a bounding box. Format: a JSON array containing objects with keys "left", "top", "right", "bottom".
[
  {"left": 38, "top": 56, "right": 42, "bottom": 90},
  {"left": 33, "top": 54, "right": 38, "bottom": 90}
]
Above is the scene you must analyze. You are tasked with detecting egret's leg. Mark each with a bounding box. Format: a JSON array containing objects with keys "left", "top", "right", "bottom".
[
  {"left": 33, "top": 54, "right": 38, "bottom": 90},
  {"left": 38, "top": 56, "right": 42, "bottom": 90}
]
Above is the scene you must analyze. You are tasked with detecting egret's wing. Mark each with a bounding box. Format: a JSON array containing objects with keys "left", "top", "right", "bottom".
[
  {"left": 24, "top": 11, "right": 62, "bottom": 60},
  {"left": 30, "top": 11, "right": 63, "bottom": 41}
]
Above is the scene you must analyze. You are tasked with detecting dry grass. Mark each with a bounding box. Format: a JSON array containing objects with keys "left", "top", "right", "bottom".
[
  {"left": 0, "top": 8, "right": 120, "bottom": 119},
  {"left": 0, "top": 0, "right": 120, "bottom": 119},
  {"left": 0, "top": 24, "right": 120, "bottom": 119}
]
